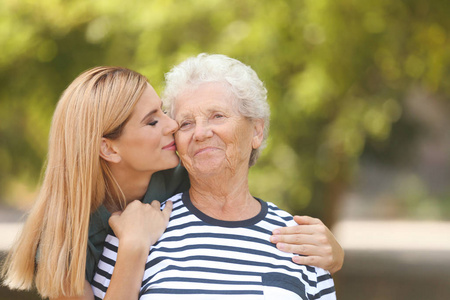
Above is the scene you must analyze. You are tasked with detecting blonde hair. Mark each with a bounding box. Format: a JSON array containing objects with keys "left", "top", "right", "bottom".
[{"left": 1, "top": 66, "right": 148, "bottom": 297}]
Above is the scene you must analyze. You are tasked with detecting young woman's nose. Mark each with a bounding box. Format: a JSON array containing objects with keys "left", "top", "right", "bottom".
[{"left": 163, "top": 115, "right": 179, "bottom": 135}]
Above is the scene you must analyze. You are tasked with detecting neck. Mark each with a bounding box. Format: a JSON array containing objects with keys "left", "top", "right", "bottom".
[
  {"left": 105, "top": 166, "right": 152, "bottom": 212},
  {"left": 188, "top": 170, "right": 260, "bottom": 221}
]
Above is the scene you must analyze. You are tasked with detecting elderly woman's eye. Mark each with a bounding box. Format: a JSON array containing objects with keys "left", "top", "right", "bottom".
[
  {"left": 179, "top": 121, "right": 191, "bottom": 128},
  {"left": 213, "top": 113, "right": 224, "bottom": 119}
]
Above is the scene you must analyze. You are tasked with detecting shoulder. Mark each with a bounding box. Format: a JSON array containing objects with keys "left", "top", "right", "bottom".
[
  {"left": 143, "top": 165, "right": 190, "bottom": 204},
  {"left": 158, "top": 164, "right": 189, "bottom": 189},
  {"left": 86, "top": 205, "right": 112, "bottom": 282},
  {"left": 161, "top": 192, "right": 184, "bottom": 209},
  {"left": 165, "top": 192, "right": 184, "bottom": 202},
  {"left": 263, "top": 200, "right": 297, "bottom": 227},
  {"left": 89, "top": 205, "right": 111, "bottom": 236},
  {"left": 88, "top": 205, "right": 111, "bottom": 247}
]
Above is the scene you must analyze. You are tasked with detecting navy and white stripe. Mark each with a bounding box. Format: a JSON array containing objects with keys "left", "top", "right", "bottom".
[{"left": 92, "top": 192, "right": 336, "bottom": 299}]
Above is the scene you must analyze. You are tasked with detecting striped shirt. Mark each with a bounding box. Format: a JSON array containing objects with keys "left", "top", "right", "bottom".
[{"left": 92, "top": 192, "right": 336, "bottom": 299}]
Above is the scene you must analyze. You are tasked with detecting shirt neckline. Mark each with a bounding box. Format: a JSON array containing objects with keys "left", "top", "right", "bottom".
[{"left": 181, "top": 191, "right": 267, "bottom": 228}]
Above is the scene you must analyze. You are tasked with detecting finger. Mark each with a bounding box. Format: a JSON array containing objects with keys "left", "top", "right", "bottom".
[
  {"left": 162, "top": 201, "right": 173, "bottom": 219},
  {"left": 276, "top": 242, "right": 320, "bottom": 256},
  {"left": 274, "top": 235, "right": 321, "bottom": 251},
  {"left": 292, "top": 255, "right": 329, "bottom": 270},
  {"left": 128, "top": 199, "right": 141, "bottom": 207},
  {"left": 108, "top": 211, "right": 121, "bottom": 227},
  {"left": 270, "top": 233, "right": 318, "bottom": 245},
  {"left": 272, "top": 224, "right": 316, "bottom": 236},
  {"left": 150, "top": 200, "right": 161, "bottom": 209},
  {"left": 293, "top": 215, "right": 323, "bottom": 226},
  {"left": 110, "top": 211, "right": 122, "bottom": 217}
]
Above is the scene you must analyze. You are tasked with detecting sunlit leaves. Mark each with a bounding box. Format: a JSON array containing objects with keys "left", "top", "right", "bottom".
[{"left": 0, "top": 0, "right": 449, "bottom": 221}]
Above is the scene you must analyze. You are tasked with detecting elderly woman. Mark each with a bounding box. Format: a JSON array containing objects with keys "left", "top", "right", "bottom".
[{"left": 92, "top": 54, "right": 336, "bottom": 299}]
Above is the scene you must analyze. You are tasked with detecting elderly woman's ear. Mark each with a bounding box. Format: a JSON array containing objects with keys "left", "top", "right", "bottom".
[{"left": 252, "top": 119, "right": 264, "bottom": 149}]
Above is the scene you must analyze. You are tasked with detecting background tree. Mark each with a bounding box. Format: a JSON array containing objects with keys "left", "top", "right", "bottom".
[{"left": 1, "top": 0, "right": 449, "bottom": 225}]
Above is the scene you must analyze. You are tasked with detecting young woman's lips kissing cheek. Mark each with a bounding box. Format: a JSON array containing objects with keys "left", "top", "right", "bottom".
[{"left": 162, "top": 141, "right": 177, "bottom": 151}]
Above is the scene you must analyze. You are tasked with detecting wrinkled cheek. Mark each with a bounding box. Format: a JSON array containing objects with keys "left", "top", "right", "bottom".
[
  {"left": 175, "top": 137, "right": 189, "bottom": 158},
  {"left": 224, "top": 153, "right": 236, "bottom": 172},
  {"left": 179, "top": 153, "right": 193, "bottom": 171},
  {"left": 225, "top": 144, "right": 244, "bottom": 168},
  {"left": 175, "top": 136, "right": 192, "bottom": 165},
  {"left": 174, "top": 133, "right": 185, "bottom": 145}
]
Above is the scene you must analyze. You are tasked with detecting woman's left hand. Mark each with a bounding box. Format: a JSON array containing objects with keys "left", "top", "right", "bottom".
[{"left": 270, "top": 215, "right": 344, "bottom": 274}]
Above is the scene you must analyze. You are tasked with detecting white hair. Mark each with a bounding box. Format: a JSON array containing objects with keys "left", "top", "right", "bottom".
[{"left": 163, "top": 53, "right": 270, "bottom": 166}]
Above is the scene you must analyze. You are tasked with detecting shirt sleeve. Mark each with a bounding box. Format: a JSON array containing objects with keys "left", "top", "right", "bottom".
[
  {"left": 310, "top": 268, "right": 336, "bottom": 299},
  {"left": 85, "top": 239, "right": 99, "bottom": 283},
  {"left": 91, "top": 234, "right": 119, "bottom": 299},
  {"left": 86, "top": 206, "right": 111, "bottom": 282}
]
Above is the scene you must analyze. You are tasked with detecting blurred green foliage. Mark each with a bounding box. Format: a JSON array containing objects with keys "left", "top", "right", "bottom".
[{"left": 0, "top": 0, "right": 449, "bottom": 224}]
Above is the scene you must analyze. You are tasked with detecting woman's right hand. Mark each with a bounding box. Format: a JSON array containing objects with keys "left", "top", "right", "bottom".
[
  {"left": 108, "top": 200, "right": 173, "bottom": 250},
  {"left": 98, "top": 200, "right": 172, "bottom": 300}
]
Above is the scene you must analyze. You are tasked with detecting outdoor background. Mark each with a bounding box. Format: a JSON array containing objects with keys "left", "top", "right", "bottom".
[{"left": 0, "top": 0, "right": 449, "bottom": 299}]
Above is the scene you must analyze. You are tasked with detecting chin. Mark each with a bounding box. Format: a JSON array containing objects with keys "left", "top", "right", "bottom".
[
  {"left": 192, "top": 163, "right": 225, "bottom": 176},
  {"left": 167, "top": 156, "right": 181, "bottom": 168}
]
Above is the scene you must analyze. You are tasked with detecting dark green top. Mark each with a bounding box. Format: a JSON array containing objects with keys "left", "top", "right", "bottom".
[{"left": 85, "top": 165, "right": 190, "bottom": 282}]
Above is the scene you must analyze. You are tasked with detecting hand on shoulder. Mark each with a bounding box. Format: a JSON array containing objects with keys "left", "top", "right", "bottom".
[
  {"left": 270, "top": 215, "right": 344, "bottom": 274},
  {"left": 109, "top": 200, "right": 173, "bottom": 250}
]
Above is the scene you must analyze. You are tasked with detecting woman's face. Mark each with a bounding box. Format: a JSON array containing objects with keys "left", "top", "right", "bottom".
[
  {"left": 112, "top": 83, "right": 179, "bottom": 174},
  {"left": 173, "top": 82, "right": 262, "bottom": 178}
]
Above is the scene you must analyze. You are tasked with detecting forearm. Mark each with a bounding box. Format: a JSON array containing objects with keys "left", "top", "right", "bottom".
[
  {"left": 103, "top": 241, "right": 149, "bottom": 300},
  {"left": 98, "top": 200, "right": 172, "bottom": 299}
]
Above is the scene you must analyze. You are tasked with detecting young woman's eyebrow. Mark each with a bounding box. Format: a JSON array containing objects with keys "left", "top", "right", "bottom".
[{"left": 141, "top": 109, "right": 158, "bottom": 123}]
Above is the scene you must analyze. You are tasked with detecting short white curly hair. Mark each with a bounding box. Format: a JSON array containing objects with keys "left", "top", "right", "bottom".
[{"left": 163, "top": 53, "right": 270, "bottom": 167}]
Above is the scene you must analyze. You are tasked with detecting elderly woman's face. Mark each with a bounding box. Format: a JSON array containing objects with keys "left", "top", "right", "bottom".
[{"left": 173, "top": 82, "right": 263, "bottom": 177}]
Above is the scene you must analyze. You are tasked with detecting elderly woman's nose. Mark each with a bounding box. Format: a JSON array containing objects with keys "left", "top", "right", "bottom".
[{"left": 193, "top": 121, "right": 213, "bottom": 141}]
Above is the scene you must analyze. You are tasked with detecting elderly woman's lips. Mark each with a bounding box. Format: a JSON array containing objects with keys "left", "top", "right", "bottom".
[
  {"left": 162, "top": 141, "right": 176, "bottom": 150},
  {"left": 195, "top": 147, "right": 217, "bottom": 155}
]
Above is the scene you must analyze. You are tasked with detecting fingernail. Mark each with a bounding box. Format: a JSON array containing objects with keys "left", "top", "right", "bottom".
[
  {"left": 270, "top": 236, "right": 279, "bottom": 243},
  {"left": 273, "top": 229, "right": 280, "bottom": 235},
  {"left": 278, "top": 243, "right": 286, "bottom": 250}
]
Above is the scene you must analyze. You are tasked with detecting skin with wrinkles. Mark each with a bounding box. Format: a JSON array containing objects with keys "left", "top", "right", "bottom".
[{"left": 173, "top": 82, "right": 264, "bottom": 221}]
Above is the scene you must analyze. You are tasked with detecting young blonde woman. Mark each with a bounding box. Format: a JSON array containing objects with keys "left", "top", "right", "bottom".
[
  {"left": 2, "top": 67, "right": 181, "bottom": 300},
  {"left": 2, "top": 66, "right": 343, "bottom": 300}
]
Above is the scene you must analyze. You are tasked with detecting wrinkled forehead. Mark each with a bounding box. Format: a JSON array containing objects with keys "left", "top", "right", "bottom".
[{"left": 171, "top": 81, "right": 240, "bottom": 118}]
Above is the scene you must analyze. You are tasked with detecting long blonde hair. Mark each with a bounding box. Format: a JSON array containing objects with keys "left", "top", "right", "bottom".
[{"left": 1, "top": 67, "right": 148, "bottom": 297}]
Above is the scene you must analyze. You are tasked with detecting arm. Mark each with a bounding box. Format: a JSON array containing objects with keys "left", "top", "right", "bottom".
[
  {"left": 103, "top": 200, "right": 172, "bottom": 300},
  {"left": 270, "top": 216, "right": 344, "bottom": 274},
  {"left": 53, "top": 200, "right": 172, "bottom": 300}
]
